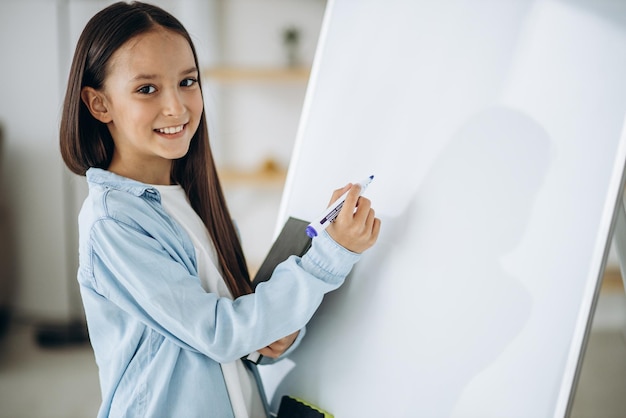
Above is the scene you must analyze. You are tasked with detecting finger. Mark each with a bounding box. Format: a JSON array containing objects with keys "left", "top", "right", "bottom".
[
  {"left": 370, "top": 216, "right": 382, "bottom": 242},
  {"left": 328, "top": 184, "right": 351, "bottom": 207},
  {"left": 269, "top": 339, "right": 289, "bottom": 352},
  {"left": 338, "top": 184, "right": 362, "bottom": 221},
  {"left": 258, "top": 346, "right": 278, "bottom": 358},
  {"left": 257, "top": 331, "right": 299, "bottom": 359},
  {"left": 362, "top": 206, "right": 376, "bottom": 232},
  {"left": 353, "top": 196, "right": 372, "bottom": 224}
]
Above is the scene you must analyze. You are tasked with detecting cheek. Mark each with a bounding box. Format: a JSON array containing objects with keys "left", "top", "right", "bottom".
[
  {"left": 189, "top": 93, "right": 204, "bottom": 127},
  {"left": 192, "top": 93, "right": 204, "bottom": 116},
  {"left": 115, "top": 102, "right": 152, "bottom": 128}
]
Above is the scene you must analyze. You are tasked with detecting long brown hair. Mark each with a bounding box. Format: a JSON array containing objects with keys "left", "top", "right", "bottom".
[{"left": 60, "top": 1, "right": 252, "bottom": 297}]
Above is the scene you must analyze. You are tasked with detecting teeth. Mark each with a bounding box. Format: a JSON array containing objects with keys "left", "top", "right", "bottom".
[{"left": 157, "top": 125, "right": 184, "bottom": 134}]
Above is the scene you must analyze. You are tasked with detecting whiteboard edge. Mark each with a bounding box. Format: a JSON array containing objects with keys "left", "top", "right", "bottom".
[
  {"left": 555, "top": 112, "right": 626, "bottom": 417},
  {"left": 273, "top": 0, "right": 336, "bottom": 238}
]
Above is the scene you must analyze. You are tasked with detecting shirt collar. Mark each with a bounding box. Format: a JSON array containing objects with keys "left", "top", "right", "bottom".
[{"left": 86, "top": 167, "right": 161, "bottom": 201}]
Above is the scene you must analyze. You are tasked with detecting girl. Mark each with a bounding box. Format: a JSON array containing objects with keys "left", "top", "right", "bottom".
[{"left": 59, "top": 2, "right": 380, "bottom": 417}]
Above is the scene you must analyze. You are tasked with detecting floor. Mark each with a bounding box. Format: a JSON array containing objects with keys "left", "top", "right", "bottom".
[
  {"left": 1, "top": 290, "right": 625, "bottom": 417},
  {"left": 0, "top": 323, "right": 100, "bottom": 418},
  {"left": 569, "top": 287, "right": 626, "bottom": 418}
]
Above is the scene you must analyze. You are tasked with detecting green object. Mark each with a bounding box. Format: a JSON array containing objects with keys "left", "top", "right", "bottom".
[{"left": 277, "top": 396, "right": 334, "bottom": 418}]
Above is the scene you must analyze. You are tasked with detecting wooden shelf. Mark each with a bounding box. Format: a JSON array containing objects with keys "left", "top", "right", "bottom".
[
  {"left": 218, "top": 166, "right": 287, "bottom": 187},
  {"left": 202, "top": 66, "right": 311, "bottom": 83}
]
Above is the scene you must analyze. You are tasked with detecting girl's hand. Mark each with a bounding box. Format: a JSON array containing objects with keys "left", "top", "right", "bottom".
[
  {"left": 326, "top": 183, "right": 381, "bottom": 253},
  {"left": 258, "top": 331, "right": 300, "bottom": 359}
]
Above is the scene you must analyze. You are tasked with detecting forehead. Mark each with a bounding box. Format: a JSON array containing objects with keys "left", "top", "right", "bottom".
[{"left": 107, "top": 27, "right": 196, "bottom": 79}]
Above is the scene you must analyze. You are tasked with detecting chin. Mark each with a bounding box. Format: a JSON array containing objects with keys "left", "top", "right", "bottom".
[
  {"left": 167, "top": 151, "right": 191, "bottom": 161},
  {"left": 162, "top": 144, "right": 192, "bottom": 160}
]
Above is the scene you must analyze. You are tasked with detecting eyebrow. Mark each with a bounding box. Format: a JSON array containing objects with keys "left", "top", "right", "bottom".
[{"left": 131, "top": 67, "right": 198, "bottom": 81}]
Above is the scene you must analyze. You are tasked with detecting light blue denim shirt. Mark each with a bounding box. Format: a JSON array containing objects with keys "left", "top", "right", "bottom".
[{"left": 78, "top": 168, "right": 361, "bottom": 418}]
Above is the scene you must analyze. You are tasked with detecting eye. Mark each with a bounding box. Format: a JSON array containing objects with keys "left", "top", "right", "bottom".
[
  {"left": 137, "top": 85, "right": 156, "bottom": 94},
  {"left": 180, "top": 78, "right": 198, "bottom": 88}
]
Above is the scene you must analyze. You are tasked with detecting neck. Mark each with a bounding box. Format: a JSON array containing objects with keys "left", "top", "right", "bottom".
[{"left": 108, "top": 155, "right": 172, "bottom": 185}]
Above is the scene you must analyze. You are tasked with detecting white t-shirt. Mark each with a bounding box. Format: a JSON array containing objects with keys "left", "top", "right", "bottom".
[{"left": 153, "top": 184, "right": 265, "bottom": 418}]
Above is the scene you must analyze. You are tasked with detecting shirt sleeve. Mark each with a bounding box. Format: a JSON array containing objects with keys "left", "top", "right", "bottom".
[{"left": 87, "top": 217, "right": 360, "bottom": 364}]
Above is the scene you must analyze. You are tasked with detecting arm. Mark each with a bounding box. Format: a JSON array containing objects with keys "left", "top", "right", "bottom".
[
  {"left": 86, "top": 216, "right": 359, "bottom": 364},
  {"left": 255, "top": 183, "right": 382, "bottom": 359}
]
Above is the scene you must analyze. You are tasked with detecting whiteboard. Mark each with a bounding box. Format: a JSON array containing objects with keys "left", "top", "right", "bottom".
[{"left": 260, "top": 0, "right": 626, "bottom": 416}]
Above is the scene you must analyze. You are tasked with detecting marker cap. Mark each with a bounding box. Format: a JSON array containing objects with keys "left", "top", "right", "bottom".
[{"left": 305, "top": 226, "right": 318, "bottom": 238}]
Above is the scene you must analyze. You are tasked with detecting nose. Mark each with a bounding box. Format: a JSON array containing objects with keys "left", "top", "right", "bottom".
[{"left": 162, "top": 88, "right": 185, "bottom": 117}]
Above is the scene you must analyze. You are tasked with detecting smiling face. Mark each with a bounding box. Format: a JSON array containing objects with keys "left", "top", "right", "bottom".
[{"left": 81, "top": 27, "right": 203, "bottom": 184}]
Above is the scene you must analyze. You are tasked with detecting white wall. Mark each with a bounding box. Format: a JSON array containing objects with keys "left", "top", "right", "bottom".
[{"left": 0, "top": 1, "right": 72, "bottom": 320}]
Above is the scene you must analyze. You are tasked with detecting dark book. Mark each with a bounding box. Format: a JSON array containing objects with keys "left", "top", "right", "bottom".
[
  {"left": 277, "top": 396, "right": 333, "bottom": 418},
  {"left": 252, "top": 217, "right": 312, "bottom": 289}
]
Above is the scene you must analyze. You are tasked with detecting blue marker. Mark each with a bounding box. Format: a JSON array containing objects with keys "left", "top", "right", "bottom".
[{"left": 306, "top": 175, "right": 374, "bottom": 238}]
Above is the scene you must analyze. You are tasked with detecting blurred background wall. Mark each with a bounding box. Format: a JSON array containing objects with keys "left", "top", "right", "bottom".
[{"left": 0, "top": 0, "right": 326, "bottom": 326}]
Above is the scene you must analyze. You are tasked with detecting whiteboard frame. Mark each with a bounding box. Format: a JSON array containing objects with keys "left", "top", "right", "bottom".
[{"left": 557, "top": 116, "right": 626, "bottom": 416}]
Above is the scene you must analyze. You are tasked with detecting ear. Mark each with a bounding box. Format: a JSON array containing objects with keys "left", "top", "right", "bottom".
[{"left": 81, "top": 86, "right": 112, "bottom": 123}]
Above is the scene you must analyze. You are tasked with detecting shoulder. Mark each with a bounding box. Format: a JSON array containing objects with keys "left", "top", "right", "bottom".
[
  {"left": 83, "top": 184, "right": 158, "bottom": 231},
  {"left": 80, "top": 168, "right": 171, "bottom": 236}
]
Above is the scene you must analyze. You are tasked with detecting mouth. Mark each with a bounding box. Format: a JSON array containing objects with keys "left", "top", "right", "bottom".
[{"left": 154, "top": 124, "right": 186, "bottom": 135}]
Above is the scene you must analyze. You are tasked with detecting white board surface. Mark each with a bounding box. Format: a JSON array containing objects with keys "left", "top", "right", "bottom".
[{"left": 260, "top": 1, "right": 626, "bottom": 416}]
